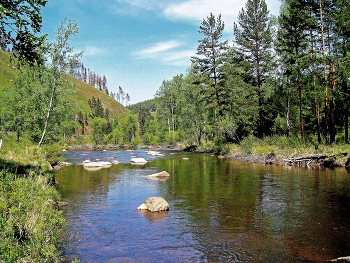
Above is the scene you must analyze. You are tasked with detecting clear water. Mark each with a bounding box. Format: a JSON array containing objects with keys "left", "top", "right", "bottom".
[{"left": 56, "top": 149, "right": 350, "bottom": 262}]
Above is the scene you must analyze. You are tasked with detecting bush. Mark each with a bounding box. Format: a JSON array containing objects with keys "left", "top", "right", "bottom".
[
  {"left": 42, "top": 143, "right": 64, "bottom": 165},
  {"left": 240, "top": 135, "right": 255, "bottom": 154}
]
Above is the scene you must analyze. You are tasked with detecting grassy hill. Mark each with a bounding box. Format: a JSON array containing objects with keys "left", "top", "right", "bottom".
[{"left": 0, "top": 49, "right": 129, "bottom": 120}]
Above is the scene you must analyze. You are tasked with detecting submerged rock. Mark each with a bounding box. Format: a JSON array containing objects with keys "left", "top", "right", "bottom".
[
  {"left": 137, "top": 197, "right": 169, "bottom": 212},
  {"left": 52, "top": 201, "right": 68, "bottom": 210}
]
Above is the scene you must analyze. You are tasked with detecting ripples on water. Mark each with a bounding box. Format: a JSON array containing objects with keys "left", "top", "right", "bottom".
[{"left": 55, "top": 149, "right": 350, "bottom": 262}]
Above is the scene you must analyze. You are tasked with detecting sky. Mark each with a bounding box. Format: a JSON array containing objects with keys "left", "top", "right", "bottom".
[{"left": 41, "top": 0, "right": 281, "bottom": 105}]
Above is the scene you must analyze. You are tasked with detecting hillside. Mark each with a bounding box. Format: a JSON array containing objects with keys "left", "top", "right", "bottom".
[
  {"left": 67, "top": 76, "right": 129, "bottom": 119},
  {"left": 0, "top": 49, "right": 129, "bottom": 120}
]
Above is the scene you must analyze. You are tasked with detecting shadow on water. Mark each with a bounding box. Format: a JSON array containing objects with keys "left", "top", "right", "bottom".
[{"left": 56, "top": 150, "right": 350, "bottom": 262}]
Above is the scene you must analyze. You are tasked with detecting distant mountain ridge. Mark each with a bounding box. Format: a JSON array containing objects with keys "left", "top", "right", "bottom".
[{"left": 0, "top": 49, "right": 129, "bottom": 120}]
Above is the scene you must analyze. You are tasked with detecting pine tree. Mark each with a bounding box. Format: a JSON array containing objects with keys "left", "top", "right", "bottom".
[
  {"left": 277, "top": 0, "right": 312, "bottom": 144},
  {"left": 233, "top": 0, "right": 274, "bottom": 138},
  {"left": 191, "top": 13, "right": 228, "bottom": 117}
]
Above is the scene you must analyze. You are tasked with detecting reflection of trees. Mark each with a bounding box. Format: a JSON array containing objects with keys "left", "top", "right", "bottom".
[
  {"left": 153, "top": 154, "right": 262, "bottom": 261},
  {"left": 55, "top": 164, "right": 125, "bottom": 199},
  {"left": 255, "top": 166, "right": 350, "bottom": 261},
  {"left": 154, "top": 154, "right": 350, "bottom": 262}
]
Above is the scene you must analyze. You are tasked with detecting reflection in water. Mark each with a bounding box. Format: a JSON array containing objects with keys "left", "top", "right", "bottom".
[{"left": 56, "top": 150, "right": 350, "bottom": 262}]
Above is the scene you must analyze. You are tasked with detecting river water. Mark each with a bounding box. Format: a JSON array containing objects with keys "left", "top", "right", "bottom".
[{"left": 56, "top": 149, "right": 350, "bottom": 262}]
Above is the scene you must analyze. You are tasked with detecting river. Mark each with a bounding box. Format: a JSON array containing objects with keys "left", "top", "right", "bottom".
[{"left": 55, "top": 149, "right": 350, "bottom": 262}]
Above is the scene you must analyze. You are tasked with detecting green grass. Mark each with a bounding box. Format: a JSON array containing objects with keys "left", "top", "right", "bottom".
[{"left": 67, "top": 76, "right": 129, "bottom": 120}]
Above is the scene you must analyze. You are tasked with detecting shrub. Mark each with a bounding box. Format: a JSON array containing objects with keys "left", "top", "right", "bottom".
[{"left": 42, "top": 143, "right": 64, "bottom": 165}]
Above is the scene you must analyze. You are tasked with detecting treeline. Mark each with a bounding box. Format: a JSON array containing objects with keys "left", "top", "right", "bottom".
[
  {"left": 127, "top": 98, "right": 158, "bottom": 113},
  {"left": 138, "top": 0, "right": 350, "bottom": 147}
]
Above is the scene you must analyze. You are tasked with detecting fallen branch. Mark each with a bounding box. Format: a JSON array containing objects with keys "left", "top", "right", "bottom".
[{"left": 283, "top": 153, "right": 348, "bottom": 166}]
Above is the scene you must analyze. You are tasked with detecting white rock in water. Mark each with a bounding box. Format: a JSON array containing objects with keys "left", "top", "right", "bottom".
[
  {"left": 137, "top": 197, "right": 169, "bottom": 212},
  {"left": 98, "top": 161, "right": 112, "bottom": 167},
  {"left": 147, "top": 171, "right": 170, "bottom": 178},
  {"left": 130, "top": 158, "right": 147, "bottom": 164},
  {"left": 83, "top": 162, "right": 103, "bottom": 168},
  {"left": 83, "top": 161, "right": 112, "bottom": 168}
]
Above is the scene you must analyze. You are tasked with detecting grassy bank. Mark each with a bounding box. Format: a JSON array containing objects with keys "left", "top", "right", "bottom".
[
  {"left": 194, "top": 135, "right": 350, "bottom": 167},
  {"left": 0, "top": 133, "right": 66, "bottom": 262}
]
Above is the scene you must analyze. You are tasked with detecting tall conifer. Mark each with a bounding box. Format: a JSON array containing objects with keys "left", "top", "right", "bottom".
[
  {"left": 191, "top": 13, "right": 228, "bottom": 117},
  {"left": 233, "top": 0, "right": 274, "bottom": 138}
]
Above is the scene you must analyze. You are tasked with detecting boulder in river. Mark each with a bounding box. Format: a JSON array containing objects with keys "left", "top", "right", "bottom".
[
  {"left": 83, "top": 161, "right": 112, "bottom": 171},
  {"left": 130, "top": 158, "right": 147, "bottom": 164},
  {"left": 137, "top": 197, "right": 169, "bottom": 212},
  {"left": 146, "top": 171, "right": 170, "bottom": 178}
]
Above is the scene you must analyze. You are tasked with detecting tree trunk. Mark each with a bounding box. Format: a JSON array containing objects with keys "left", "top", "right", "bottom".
[
  {"left": 38, "top": 77, "right": 56, "bottom": 147},
  {"left": 319, "top": 0, "right": 329, "bottom": 143},
  {"left": 298, "top": 70, "right": 305, "bottom": 144},
  {"left": 311, "top": 26, "right": 321, "bottom": 143},
  {"left": 213, "top": 51, "right": 223, "bottom": 117},
  {"left": 286, "top": 88, "right": 291, "bottom": 138},
  {"left": 343, "top": 38, "right": 349, "bottom": 143}
]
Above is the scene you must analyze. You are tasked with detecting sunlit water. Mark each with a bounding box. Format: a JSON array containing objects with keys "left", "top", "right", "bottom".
[{"left": 56, "top": 149, "right": 350, "bottom": 262}]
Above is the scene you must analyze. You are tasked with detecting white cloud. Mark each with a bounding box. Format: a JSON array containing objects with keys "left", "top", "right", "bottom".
[
  {"left": 163, "top": 50, "right": 196, "bottom": 66},
  {"left": 133, "top": 40, "right": 195, "bottom": 67},
  {"left": 133, "top": 40, "right": 183, "bottom": 58},
  {"left": 164, "top": 0, "right": 242, "bottom": 31},
  {"left": 163, "top": 0, "right": 281, "bottom": 33},
  {"left": 113, "top": 0, "right": 166, "bottom": 12},
  {"left": 84, "top": 46, "right": 105, "bottom": 56}
]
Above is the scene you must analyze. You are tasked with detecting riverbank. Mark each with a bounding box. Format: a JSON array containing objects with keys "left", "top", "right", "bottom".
[
  {"left": 150, "top": 136, "right": 350, "bottom": 169},
  {"left": 0, "top": 135, "right": 66, "bottom": 262}
]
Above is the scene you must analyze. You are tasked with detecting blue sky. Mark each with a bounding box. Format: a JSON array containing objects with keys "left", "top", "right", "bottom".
[{"left": 41, "top": 0, "right": 281, "bottom": 105}]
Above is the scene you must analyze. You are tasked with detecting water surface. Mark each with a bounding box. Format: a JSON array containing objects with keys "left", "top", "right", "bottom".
[{"left": 56, "top": 149, "right": 350, "bottom": 262}]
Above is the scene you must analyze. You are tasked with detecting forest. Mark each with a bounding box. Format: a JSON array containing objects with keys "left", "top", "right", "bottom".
[
  {"left": 2, "top": 0, "right": 350, "bottom": 152},
  {"left": 131, "top": 0, "right": 350, "bottom": 150}
]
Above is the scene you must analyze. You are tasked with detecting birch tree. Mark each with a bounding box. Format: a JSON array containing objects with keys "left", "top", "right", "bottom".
[{"left": 38, "top": 18, "right": 82, "bottom": 146}]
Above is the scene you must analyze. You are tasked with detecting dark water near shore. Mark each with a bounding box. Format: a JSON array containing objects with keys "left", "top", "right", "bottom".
[{"left": 56, "top": 149, "right": 350, "bottom": 262}]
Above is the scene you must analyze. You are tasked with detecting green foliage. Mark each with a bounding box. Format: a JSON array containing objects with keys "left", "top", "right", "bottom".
[
  {"left": 123, "top": 113, "right": 138, "bottom": 143},
  {"left": 127, "top": 98, "right": 158, "bottom": 114},
  {"left": 130, "top": 133, "right": 140, "bottom": 146},
  {"left": 42, "top": 143, "right": 64, "bottom": 165},
  {"left": 0, "top": 170, "right": 65, "bottom": 262},
  {"left": 91, "top": 117, "right": 109, "bottom": 145},
  {"left": 1, "top": 64, "right": 76, "bottom": 144},
  {"left": 88, "top": 96, "right": 106, "bottom": 119},
  {"left": 0, "top": 0, "right": 48, "bottom": 66}
]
